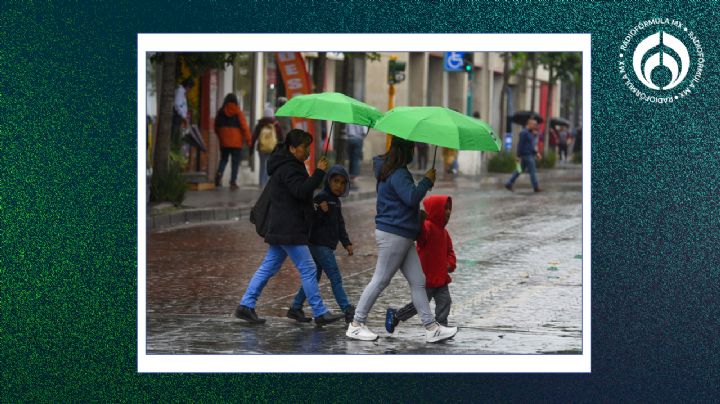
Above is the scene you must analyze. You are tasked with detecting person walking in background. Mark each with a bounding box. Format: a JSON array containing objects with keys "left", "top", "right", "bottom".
[
  {"left": 172, "top": 78, "right": 194, "bottom": 149},
  {"left": 214, "top": 93, "right": 252, "bottom": 190},
  {"left": 558, "top": 125, "right": 570, "bottom": 163},
  {"left": 287, "top": 165, "right": 356, "bottom": 324},
  {"left": 505, "top": 118, "right": 542, "bottom": 193},
  {"left": 385, "top": 194, "right": 457, "bottom": 333},
  {"left": 276, "top": 97, "right": 293, "bottom": 136},
  {"left": 442, "top": 148, "right": 458, "bottom": 175},
  {"left": 572, "top": 126, "right": 582, "bottom": 161},
  {"left": 346, "top": 137, "right": 457, "bottom": 343},
  {"left": 235, "top": 130, "right": 345, "bottom": 326},
  {"left": 252, "top": 107, "right": 285, "bottom": 187},
  {"left": 345, "top": 123, "right": 366, "bottom": 191},
  {"left": 549, "top": 125, "right": 559, "bottom": 156}
]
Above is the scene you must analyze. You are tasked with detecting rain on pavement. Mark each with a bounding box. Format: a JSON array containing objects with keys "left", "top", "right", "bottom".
[{"left": 146, "top": 171, "right": 583, "bottom": 355}]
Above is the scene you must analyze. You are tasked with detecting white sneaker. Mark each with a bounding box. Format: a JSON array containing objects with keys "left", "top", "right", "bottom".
[
  {"left": 425, "top": 323, "right": 458, "bottom": 343},
  {"left": 346, "top": 323, "right": 378, "bottom": 341}
]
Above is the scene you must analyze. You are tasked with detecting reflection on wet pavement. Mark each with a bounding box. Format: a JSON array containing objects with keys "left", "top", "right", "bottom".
[{"left": 147, "top": 178, "right": 583, "bottom": 355}]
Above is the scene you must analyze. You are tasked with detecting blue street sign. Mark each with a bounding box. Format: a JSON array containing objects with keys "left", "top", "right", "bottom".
[
  {"left": 444, "top": 52, "right": 465, "bottom": 71},
  {"left": 504, "top": 132, "right": 513, "bottom": 151}
]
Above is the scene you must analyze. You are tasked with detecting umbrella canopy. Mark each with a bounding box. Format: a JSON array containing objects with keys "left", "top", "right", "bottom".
[
  {"left": 275, "top": 92, "right": 382, "bottom": 127},
  {"left": 373, "top": 106, "right": 500, "bottom": 152},
  {"left": 550, "top": 117, "right": 571, "bottom": 127},
  {"left": 511, "top": 111, "right": 544, "bottom": 126}
]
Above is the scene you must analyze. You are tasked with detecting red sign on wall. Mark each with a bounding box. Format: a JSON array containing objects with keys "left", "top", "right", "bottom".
[{"left": 275, "top": 52, "right": 316, "bottom": 172}]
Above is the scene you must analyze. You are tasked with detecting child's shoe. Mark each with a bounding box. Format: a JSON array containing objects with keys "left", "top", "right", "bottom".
[
  {"left": 346, "top": 322, "right": 378, "bottom": 341},
  {"left": 385, "top": 307, "right": 400, "bottom": 333},
  {"left": 425, "top": 322, "right": 457, "bottom": 343},
  {"left": 314, "top": 312, "right": 345, "bottom": 326},
  {"left": 343, "top": 305, "right": 356, "bottom": 324}
]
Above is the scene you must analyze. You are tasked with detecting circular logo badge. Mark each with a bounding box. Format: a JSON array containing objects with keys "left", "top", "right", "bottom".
[{"left": 619, "top": 19, "right": 704, "bottom": 103}]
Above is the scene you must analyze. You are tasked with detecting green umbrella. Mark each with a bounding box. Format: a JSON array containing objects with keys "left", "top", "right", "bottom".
[
  {"left": 276, "top": 92, "right": 382, "bottom": 127},
  {"left": 373, "top": 106, "right": 500, "bottom": 170},
  {"left": 373, "top": 106, "right": 500, "bottom": 151},
  {"left": 276, "top": 92, "right": 382, "bottom": 155}
]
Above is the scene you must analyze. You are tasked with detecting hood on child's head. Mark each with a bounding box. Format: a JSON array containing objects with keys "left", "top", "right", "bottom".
[
  {"left": 325, "top": 164, "right": 350, "bottom": 197},
  {"left": 423, "top": 195, "right": 452, "bottom": 227}
]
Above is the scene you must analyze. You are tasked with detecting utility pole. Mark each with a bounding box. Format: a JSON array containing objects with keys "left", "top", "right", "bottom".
[
  {"left": 386, "top": 55, "right": 406, "bottom": 151},
  {"left": 464, "top": 52, "right": 474, "bottom": 116}
]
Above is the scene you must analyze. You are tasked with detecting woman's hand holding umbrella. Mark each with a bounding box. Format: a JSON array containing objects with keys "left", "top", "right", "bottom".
[{"left": 425, "top": 167, "right": 436, "bottom": 184}]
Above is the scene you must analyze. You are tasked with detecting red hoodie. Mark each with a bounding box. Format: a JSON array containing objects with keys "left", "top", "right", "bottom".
[{"left": 416, "top": 195, "right": 456, "bottom": 288}]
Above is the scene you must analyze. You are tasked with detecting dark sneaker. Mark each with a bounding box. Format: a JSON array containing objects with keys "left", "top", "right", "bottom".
[
  {"left": 230, "top": 182, "right": 239, "bottom": 191},
  {"left": 286, "top": 307, "right": 312, "bottom": 323},
  {"left": 385, "top": 308, "right": 400, "bottom": 333},
  {"left": 234, "top": 305, "right": 266, "bottom": 324},
  {"left": 534, "top": 187, "right": 543, "bottom": 193},
  {"left": 215, "top": 172, "right": 222, "bottom": 187},
  {"left": 314, "top": 312, "right": 345, "bottom": 326},
  {"left": 504, "top": 183, "right": 513, "bottom": 192},
  {"left": 343, "top": 305, "right": 356, "bottom": 324}
]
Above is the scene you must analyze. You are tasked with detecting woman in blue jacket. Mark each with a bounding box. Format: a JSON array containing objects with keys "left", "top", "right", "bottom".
[
  {"left": 234, "top": 129, "right": 344, "bottom": 326},
  {"left": 346, "top": 137, "right": 458, "bottom": 343}
]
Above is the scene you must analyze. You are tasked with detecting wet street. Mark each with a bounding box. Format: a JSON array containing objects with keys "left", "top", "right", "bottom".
[{"left": 146, "top": 169, "right": 583, "bottom": 355}]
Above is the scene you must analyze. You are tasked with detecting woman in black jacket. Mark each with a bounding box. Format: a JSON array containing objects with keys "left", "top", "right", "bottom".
[{"left": 235, "top": 129, "right": 344, "bottom": 326}]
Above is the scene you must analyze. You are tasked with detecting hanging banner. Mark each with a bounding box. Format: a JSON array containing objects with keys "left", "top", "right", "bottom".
[{"left": 275, "top": 52, "right": 316, "bottom": 172}]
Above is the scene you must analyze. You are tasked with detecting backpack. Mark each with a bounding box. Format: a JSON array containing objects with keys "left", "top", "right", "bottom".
[
  {"left": 257, "top": 123, "right": 278, "bottom": 153},
  {"left": 250, "top": 181, "right": 272, "bottom": 237}
]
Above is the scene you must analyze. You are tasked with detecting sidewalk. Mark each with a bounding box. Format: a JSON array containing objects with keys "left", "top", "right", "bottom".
[{"left": 146, "top": 163, "right": 582, "bottom": 231}]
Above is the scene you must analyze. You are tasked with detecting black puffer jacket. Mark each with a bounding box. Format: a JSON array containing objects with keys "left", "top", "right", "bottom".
[{"left": 264, "top": 147, "right": 325, "bottom": 245}]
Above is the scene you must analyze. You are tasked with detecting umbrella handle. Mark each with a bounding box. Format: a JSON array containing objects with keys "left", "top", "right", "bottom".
[
  {"left": 323, "top": 121, "right": 334, "bottom": 156},
  {"left": 432, "top": 145, "right": 438, "bottom": 170}
]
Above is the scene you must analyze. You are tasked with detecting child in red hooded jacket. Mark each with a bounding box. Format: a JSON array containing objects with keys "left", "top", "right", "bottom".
[{"left": 385, "top": 194, "right": 456, "bottom": 333}]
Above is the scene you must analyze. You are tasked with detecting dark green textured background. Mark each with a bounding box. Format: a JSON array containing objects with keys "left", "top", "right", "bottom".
[{"left": 2, "top": 1, "right": 718, "bottom": 401}]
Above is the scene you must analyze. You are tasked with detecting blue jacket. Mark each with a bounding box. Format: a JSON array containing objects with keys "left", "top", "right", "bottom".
[
  {"left": 373, "top": 155, "right": 433, "bottom": 239},
  {"left": 517, "top": 129, "right": 537, "bottom": 157},
  {"left": 309, "top": 165, "right": 352, "bottom": 250}
]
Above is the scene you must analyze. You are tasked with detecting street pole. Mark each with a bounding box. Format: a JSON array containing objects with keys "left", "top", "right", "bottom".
[
  {"left": 386, "top": 83, "right": 395, "bottom": 151},
  {"left": 466, "top": 69, "right": 473, "bottom": 116}
]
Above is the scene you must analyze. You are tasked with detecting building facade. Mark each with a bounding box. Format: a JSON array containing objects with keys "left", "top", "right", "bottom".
[{"left": 147, "top": 52, "right": 570, "bottom": 187}]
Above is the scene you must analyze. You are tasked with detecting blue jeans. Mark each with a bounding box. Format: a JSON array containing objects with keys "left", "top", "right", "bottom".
[
  {"left": 346, "top": 138, "right": 363, "bottom": 177},
  {"left": 240, "top": 245, "right": 329, "bottom": 317},
  {"left": 259, "top": 152, "right": 270, "bottom": 187},
  {"left": 291, "top": 245, "right": 351, "bottom": 311},
  {"left": 506, "top": 155, "right": 539, "bottom": 189},
  {"left": 218, "top": 147, "right": 242, "bottom": 183}
]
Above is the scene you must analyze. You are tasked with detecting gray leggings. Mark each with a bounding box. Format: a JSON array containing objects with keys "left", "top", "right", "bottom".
[{"left": 354, "top": 229, "right": 434, "bottom": 326}]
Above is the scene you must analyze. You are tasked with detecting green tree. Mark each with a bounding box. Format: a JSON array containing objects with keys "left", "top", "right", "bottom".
[
  {"left": 538, "top": 52, "right": 581, "bottom": 155},
  {"left": 509, "top": 52, "right": 540, "bottom": 112},
  {"left": 149, "top": 52, "right": 237, "bottom": 202}
]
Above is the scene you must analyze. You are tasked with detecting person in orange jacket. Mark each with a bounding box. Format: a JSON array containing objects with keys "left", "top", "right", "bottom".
[
  {"left": 214, "top": 93, "right": 252, "bottom": 190},
  {"left": 385, "top": 194, "right": 456, "bottom": 332}
]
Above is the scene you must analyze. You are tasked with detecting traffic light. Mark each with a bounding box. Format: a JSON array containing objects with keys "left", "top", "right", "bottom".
[
  {"left": 462, "top": 52, "right": 474, "bottom": 72},
  {"left": 388, "top": 58, "right": 406, "bottom": 85}
]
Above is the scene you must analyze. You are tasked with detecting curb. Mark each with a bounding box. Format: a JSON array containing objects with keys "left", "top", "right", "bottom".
[
  {"left": 147, "top": 166, "right": 581, "bottom": 231},
  {"left": 148, "top": 192, "right": 378, "bottom": 231},
  {"left": 149, "top": 206, "right": 252, "bottom": 231}
]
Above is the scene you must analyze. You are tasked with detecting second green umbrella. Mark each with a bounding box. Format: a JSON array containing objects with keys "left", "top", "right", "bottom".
[{"left": 373, "top": 106, "right": 500, "bottom": 152}]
